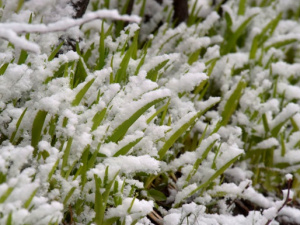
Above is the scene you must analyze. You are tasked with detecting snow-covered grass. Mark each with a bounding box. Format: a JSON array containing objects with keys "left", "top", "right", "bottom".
[{"left": 1, "top": 0, "right": 300, "bottom": 224}]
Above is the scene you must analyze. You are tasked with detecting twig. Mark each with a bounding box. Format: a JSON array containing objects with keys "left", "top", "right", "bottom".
[
  {"left": 0, "top": 10, "right": 141, "bottom": 53},
  {"left": 264, "top": 177, "right": 293, "bottom": 225}
]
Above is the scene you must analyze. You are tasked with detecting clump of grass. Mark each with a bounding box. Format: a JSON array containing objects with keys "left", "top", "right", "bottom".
[{"left": 1, "top": 0, "right": 300, "bottom": 224}]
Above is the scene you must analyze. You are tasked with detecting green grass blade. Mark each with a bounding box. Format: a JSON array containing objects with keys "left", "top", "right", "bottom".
[
  {"left": 23, "top": 188, "right": 38, "bottom": 209},
  {"left": 6, "top": 212, "right": 12, "bottom": 225},
  {"left": 61, "top": 138, "right": 73, "bottom": 177},
  {"left": 220, "top": 79, "right": 246, "bottom": 127},
  {"left": 72, "top": 78, "right": 95, "bottom": 106},
  {"left": 114, "top": 46, "right": 132, "bottom": 83},
  {"left": 249, "top": 34, "right": 259, "bottom": 59},
  {"left": 0, "top": 187, "right": 14, "bottom": 203},
  {"left": 259, "top": 12, "right": 282, "bottom": 46},
  {"left": 63, "top": 187, "right": 76, "bottom": 206},
  {"left": 16, "top": 0, "right": 24, "bottom": 12},
  {"left": 32, "top": 110, "right": 48, "bottom": 155},
  {"left": 83, "top": 43, "right": 95, "bottom": 65},
  {"left": 91, "top": 108, "right": 107, "bottom": 131},
  {"left": 158, "top": 99, "right": 219, "bottom": 159},
  {"left": 17, "top": 13, "right": 32, "bottom": 64},
  {"left": 80, "top": 146, "right": 90, "bottom": 190},
  {"left": 48, "top": 159, "right": 59, "bottom": 181},
  {"left": 265, "top": 38, "right": 298, "bottom": 52},
  {"left": 238, "top": 0, "right": 247, "bottom": 15},
  {"left": 146, "top": 100, "right": 170, "bottom": 124},
  {"left": 175, "top": 154, "right": 242, "bottom": 207},
  {"left": 106, "top": 97, "right": 167, "bottom": 143},
  {"left": 184, "top": 139, "right": 218, "bottom": 186},
  {"left": 48, "top": 42, "right": 64, "bottom": 61},
  {"left": 0, "top": 62, "right": 9, "bottom": 75},
  {"left": 188, "top": 49, "right": 201, "bottom": 65},
  {"left": 139, "top": 0, "right": 146, "bottom": 17},
  {"left": 113, "top": 137, "right": 143, "bottom": 157},
  {"left": 10, "top": 107, "right": 27, "bottom": 143},
  {"left": 221, "top": 13, "right": 257, "bottom": 55},
  {"left": 73, "top": 58, "right": 88, "bottom": 88},
  {"left": 96, "top": 21, "right": 105, "bottom": 70},
  {"left": 158, "top": 112, "right": 200, "bottom": 159},
  {"left": 115, "top": 31, "right": 139, "bottom": 83},
  {"left": 146, "top": 59, "right": 169, "bottom": 82}
]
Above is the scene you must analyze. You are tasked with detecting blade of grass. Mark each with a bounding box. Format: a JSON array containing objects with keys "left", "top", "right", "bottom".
[
  {"left": 23, "top": 188, "right": 38, "bottom": 209},
  {"left": 113, "top": 137, "right": 143, "bottom": 157},
  {"left": 146, "top": 59, "right": 169, "bottom": 82},
  {"left": 63, "top": 187, "right": 76, "bottom": 206},
  {"left": 220, "top": 79, "right": 246, "bottom": 127},
  {"left": 61, "top": 138, "right": 73, "bottom": 177},
  {"left": 6, "top": 212, "right": 12, "bottom": 225},
  {"left": 238, "top": 0, "right": 247, "bottom": 16},
  {"left": 10, "top": 107, "right": 27, "bottom": 143},
  {"left": 96, "top": 21, "right": 105, "bottom": 70},
  {"left": 147, "top": 100, "right": 170, "bottom": 124},
  {"left": 265, "top": 38, "right": 298, "bottom": 52},
  {"left": 221, "top": 13, "right": 257, "bottom": 55},
  {"left": 0, "top": 187, "right": 14, "bottom": 203},
  {"left": 0, "top": 62, "right": 9, "bottom": 75},
  {"left": 91, "top": 108, "right": 107, "bottom": 131},
  {"left": 48, "top": 41, "right": 64, "bottom": 61},
  {"left": 158, "top": 99, "right": 219, "bottom": 159},
  {"left": 174, "top": 154, "right": 242, "bottom": 207},
  {"left": 73, "top": 58, "right": 88, "bottom": 88},
  {"left": 106, "top": 97, "right": 167, "bottom": 143},
  {"left": 17, "top": 13, "right": 32, "bottom": 64},
  {"left": 72, "top": 78, "right": 95, "bottom": 106},
  {"left": 32, "top": 110, "right": 48, "bottom": 156}
]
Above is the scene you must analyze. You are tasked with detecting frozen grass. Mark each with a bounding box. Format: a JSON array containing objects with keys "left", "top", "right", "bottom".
[{"left": 1, "top": 0, "right": 300, "bottom": 224}]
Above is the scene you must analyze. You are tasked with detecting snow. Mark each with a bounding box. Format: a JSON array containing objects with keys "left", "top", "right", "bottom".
[
  {"left": 270, "top": 103, "right": 300, "bottom": 130},
  {"left": 0, "top": 9, "right": 140, "bottom": 53},
  {"left": 252, "top": 138, "right": 279, "bottom": 150},
  {"left": 2, "top": 0, "right": 300, "bottom": 224},
  {"left": 106, "top": 198, "right": 153, "bottom": 220},
  {"left": 103, "top": 155, "right": 160, "bottom": 174}
]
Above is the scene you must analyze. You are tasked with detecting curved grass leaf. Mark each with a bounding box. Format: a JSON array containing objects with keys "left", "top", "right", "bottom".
[
  {"left": 10, "top": 107, "right": 27, "bottom": 143},
  {"left": 23, "top": 188, "right": 38, "bottom": 209},
  {"left": 63, "top": 187, "right": 76, "bottom": 206},
  {"left": 174, "top": 154, "right": 242, "bottom": 207},
  {"left": 113, "top": 137, "right": 143, "bottom": 157},
  {"left": 17, "top": 13, "right": 32, "bottom": 65},
  {"left": 158, "top": 98, "right": 219, "bottom": 159},
  {"left": 148, "top": 189, "right": 167, "bottom": 201},
  {"left": 106, "top": 97, "right": 167, "bottom": 143},
  {"left": 96, "top": 21, "right": 105, "bottom": 70},
  {"left": 158, "top": 112, "right": 200, "bottom": 159},
  {"left": 0, "top": 62, "right": 9, "bottom": 76},
  {"left": 72, "top": 78, "right": 95, "bottom": 106},
  {"left": 73, "top": 58, "right": 88, "bottom": 88},
  {"left": 265, "top": 38, "right": 298, "bottom": 52},
  {"left": 6, "top": 212, "right": 12, "bottom": 225},
  {"left": 220, "top": 79, "right": 246, "bottom": 127},
  {"left": 48, "top": 159, "right": 59, "bottom": 181},
  {"left": 146, "top": 59, "right": 169, "bottom": 82},
  {"left": 238, "top": 0, "right": 246, "bottom": 15},
  {"left": 0, "top": 187, "right": 14, "bottom": 203},
  {"left": 48, "top": 41, "right": 64, "bottom": 61},
  {"left": 32, "top": 110, "right": 48, "bottom": 155},
  {"left": 184, "top": 139, "right": 218, "bottom": 187},
  {"left": 91, "top": 108, "right": 107, "bottom": 131},
  {"left": 94, "top": 170, "right": 119, "bottom": 225},
  {"left": 147, "top": 100, "right": 170, "bottom": 124},
  {"left": 221, "top": 13, "right": 257, "bottom": 55},
  {"left": 61, "top": 138, "right": 73, "bottom": 177}
]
